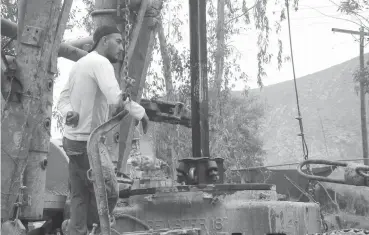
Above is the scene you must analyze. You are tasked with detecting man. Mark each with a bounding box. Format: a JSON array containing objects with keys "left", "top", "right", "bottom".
[{"left": 57, "top": 25, "right": 149, "bottom": 235}]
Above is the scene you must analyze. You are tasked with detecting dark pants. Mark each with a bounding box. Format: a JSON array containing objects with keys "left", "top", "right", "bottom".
[{"left": 63, "top": 138, "right": 99, "bottom": 235}]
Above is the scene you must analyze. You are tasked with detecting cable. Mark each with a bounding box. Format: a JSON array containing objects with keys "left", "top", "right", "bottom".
[
  {"left": 285, "top": 2, "right": 330, "bottom": 230},
  {"left": 285, "top": 0, "right": 309, "bottom": 162}
]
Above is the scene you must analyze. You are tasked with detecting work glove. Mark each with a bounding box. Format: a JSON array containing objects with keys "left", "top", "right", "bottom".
[
  {"left": 65, "top": 111, "right": 79, "bottom": 128},
  {"left": 141, "top": 113, "right": 149, "bottom": 134}
]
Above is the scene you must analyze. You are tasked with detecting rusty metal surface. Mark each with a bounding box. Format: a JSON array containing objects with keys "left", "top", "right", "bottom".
[
  {"left": 87, "top": 110, "right": 130, "bottom": 235},
  {"left": 112, "top": 186, "right": 321, "bottom": 235}
]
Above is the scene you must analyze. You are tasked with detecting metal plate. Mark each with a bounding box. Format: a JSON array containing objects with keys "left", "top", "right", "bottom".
[
  {"left": 44, "top": 193, "right": 67, "bottom": 210},
  {"left": 21, "top": 25, "right": 44, "bottom": 47}
]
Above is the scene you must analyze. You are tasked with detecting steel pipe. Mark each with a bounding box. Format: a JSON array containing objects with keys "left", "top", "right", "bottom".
[
  {"left": 298, "top": 159, "right": 368, "bottom": 186},
  {"left": 91, "top": 9, "right": 118, "bottom": 17},
  {"left": 58, "top": 43, "right": 88, "bottom": 62},
  {"left": 65, "top": 37, "right": 93, "bottom": 50},
  {"left": 1, "top": 18, "right": 17, "bottom": 38},
  {"left": 189, "top": 0, "right": 209, "bottom": 158}
]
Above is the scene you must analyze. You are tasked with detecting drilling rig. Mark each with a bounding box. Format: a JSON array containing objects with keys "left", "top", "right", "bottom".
[{"left": 1, "top": 0, "right": 369, "bottom": 235}]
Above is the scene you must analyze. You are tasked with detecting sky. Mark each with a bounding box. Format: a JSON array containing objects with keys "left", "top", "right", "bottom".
[{"left": 52, "top": 0, "right": 369, "bottom": 138}]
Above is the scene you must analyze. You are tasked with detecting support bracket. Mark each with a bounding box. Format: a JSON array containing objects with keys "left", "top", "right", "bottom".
[
  {"left": 176, "top": 157, "right": 224, "bottom": 185},
  {"left": 140, "top": 98, "right": 191, "bottom": 127}
]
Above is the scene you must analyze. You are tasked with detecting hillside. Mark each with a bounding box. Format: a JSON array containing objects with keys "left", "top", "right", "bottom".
[
  {"left": 118, "top": 54, "right": 368, "bottom": 167},
  {"left": 235, "top": 54, "right": 369, "bottom": 166}
]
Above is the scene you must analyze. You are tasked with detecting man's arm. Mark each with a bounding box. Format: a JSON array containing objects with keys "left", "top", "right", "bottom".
[
  {"left": 57, "top": 82, "right": 79, "bottom": 127},
  {"left": 57, "top": 82, "right": 73, "bottom": 118},
  {"left": 92, "top": 59, "right": 146, "bottom": 121}
]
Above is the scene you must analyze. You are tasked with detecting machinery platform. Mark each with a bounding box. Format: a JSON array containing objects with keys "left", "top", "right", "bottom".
[{"left": 112, "top": 184, "right": 322, "bottom": 235}]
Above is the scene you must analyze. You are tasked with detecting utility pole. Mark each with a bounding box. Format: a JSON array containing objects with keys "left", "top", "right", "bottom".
[{"left": 332, "top": 27, "right": 369, "bottom": 165}]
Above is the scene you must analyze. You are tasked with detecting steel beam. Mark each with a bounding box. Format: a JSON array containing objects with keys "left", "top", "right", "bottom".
[
  {"left": 332, "top": 27, "right": 369, "bottom": 36},
  {"left": 1, "top": 18, "right": 87, "bottom": 62},
  {"left": 189, "top": 0, "right": 209, "bottom": 158}
]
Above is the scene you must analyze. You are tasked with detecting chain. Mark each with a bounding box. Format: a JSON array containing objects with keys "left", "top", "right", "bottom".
[{"left": 122, "top": 0, "right": 134, "bottom": 93}]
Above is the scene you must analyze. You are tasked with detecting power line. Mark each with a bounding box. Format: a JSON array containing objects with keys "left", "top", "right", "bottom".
[
  {"left": 271, "top": 4, "right": 340, "bottom": 13},
  {"left": 290, "top": 11, "right": 369, "bottom": 21},
  {"left": 293, "top": 20, "right": 354, "bottom": 27}
]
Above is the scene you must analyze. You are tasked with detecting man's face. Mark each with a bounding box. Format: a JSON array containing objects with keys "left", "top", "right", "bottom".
[{"left": 104, "top": 33, "right": 124, "bottom": 63}]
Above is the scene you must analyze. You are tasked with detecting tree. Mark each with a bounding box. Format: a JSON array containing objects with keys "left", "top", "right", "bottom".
[
  {"left": 1, "top": 0, "right": 17, "bottom": 55},
  {"left": 337, "top": 0, "right": 369, "bottom": 30}
]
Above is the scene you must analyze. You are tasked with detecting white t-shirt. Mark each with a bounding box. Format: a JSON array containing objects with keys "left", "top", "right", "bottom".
[{"left": 57, "top": 51, "right": 145, "bottom": 141}]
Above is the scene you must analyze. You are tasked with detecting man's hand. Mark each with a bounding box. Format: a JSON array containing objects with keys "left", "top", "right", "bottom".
[
  {"left": 122, "top": 92, "right": 130, "bottom": 102},
  {"left": 141, "top": 113, "right": 149, "bottom": 134},
  {"left": 66, "top": 111, "right": 79, "bottom": 128},
  {"left": 112, "top": 92, "right": 130, "bottom": 117}
]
